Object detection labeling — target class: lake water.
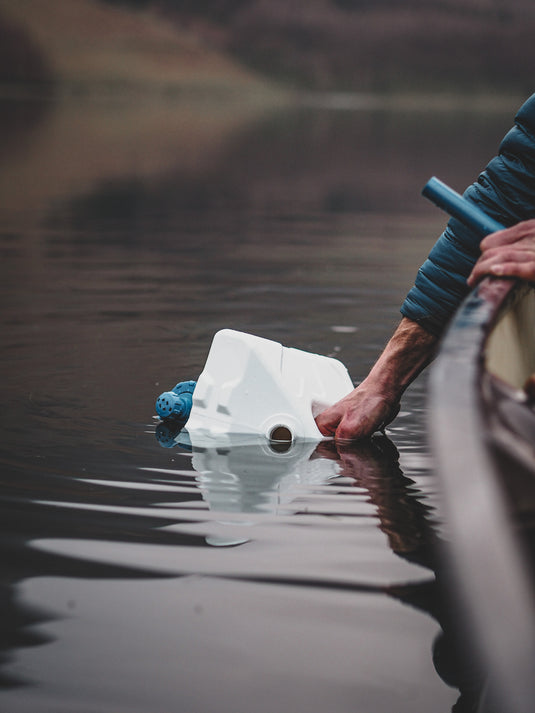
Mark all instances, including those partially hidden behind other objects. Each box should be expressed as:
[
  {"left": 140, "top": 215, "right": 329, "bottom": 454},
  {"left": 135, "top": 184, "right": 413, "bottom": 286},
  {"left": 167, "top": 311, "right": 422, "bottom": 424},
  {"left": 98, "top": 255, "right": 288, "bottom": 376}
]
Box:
[{"left": 0, "top": 90, "right": 519, "bottom": 712}]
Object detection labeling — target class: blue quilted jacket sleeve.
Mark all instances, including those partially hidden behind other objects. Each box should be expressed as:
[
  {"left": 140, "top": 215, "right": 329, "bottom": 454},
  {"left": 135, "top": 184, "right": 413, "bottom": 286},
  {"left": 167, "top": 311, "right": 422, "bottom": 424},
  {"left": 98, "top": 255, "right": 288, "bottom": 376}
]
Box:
[{"left": 400, "top": 93, "right": 535, "bottom": 337}]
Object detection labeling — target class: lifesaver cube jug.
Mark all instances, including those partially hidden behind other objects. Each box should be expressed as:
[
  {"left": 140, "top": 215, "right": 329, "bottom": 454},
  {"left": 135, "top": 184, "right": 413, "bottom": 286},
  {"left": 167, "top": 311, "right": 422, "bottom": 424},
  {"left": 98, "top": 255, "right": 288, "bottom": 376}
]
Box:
[{"left": 186, "top": 329, "right": 353, "bottom": 443}]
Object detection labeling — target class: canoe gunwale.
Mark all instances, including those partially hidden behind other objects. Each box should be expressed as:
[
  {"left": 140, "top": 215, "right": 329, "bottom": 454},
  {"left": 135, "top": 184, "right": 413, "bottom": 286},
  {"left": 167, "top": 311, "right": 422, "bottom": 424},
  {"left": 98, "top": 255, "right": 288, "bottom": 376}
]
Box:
[{"left": 428, "top": 276, "right": 535, "bottom": 713}]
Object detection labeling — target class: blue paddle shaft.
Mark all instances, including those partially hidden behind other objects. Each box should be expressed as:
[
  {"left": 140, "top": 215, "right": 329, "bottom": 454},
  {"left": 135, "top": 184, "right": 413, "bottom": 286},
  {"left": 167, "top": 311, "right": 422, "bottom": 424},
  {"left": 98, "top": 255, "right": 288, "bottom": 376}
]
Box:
[{"left": 422, "top": 176, "right": 504, "bottom": 237}]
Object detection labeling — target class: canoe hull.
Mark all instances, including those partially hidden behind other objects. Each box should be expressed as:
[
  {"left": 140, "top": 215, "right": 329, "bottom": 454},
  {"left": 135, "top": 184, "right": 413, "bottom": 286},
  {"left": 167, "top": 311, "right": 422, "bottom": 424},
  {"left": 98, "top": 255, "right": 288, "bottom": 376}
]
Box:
[{"left": 429, "top": 277, "right": 535, "bottom": 713}]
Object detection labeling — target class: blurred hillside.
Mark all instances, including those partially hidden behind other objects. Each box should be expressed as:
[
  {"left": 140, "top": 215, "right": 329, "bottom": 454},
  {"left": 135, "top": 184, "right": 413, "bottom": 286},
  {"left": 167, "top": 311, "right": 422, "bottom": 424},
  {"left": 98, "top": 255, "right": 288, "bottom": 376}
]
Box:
[
  {"left": 0, "top": 0, "right": 534, "bottom": 93},
  {"left": 150, "top": 0, "right": 535, "bottom": 92},
  {"left": 0, "top": 0, "right": 266, "bottom": 94}
]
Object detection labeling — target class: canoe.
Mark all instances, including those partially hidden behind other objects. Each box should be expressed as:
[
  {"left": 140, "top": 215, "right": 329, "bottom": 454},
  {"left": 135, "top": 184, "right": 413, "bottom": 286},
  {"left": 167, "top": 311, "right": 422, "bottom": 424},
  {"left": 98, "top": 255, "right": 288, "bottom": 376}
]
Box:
[{"left": 428, "top": 275, "right": 535, "bottom": 713}]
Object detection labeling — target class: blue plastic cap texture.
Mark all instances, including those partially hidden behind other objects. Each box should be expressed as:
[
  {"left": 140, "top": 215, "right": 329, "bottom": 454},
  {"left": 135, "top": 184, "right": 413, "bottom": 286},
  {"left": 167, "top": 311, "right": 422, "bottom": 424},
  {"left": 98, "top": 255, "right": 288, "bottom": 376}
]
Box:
[
  {"left": 171, "top": 380, "right": 197, "bottom": 396},
  {"left": 155, "top": 380, "right": 196, "bottom": 420}
]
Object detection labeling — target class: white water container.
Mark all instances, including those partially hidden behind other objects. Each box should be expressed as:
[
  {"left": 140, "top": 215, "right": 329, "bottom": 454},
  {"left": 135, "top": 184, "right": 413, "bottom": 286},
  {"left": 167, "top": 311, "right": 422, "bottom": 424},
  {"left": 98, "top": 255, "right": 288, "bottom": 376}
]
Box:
[{"left": 186, "top": 329, "right": 353, "bottom": 443}]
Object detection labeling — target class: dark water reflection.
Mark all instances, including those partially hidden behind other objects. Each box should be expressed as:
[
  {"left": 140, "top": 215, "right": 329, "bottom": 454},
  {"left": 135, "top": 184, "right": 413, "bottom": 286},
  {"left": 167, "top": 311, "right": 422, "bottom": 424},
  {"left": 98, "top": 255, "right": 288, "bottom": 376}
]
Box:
[{"left": 0, "top": 91, "right": 520, "bottom": 711}]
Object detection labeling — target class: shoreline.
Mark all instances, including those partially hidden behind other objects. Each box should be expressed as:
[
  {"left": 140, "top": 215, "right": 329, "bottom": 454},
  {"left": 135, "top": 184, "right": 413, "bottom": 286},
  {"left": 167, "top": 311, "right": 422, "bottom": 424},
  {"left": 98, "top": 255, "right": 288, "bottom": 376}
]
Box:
[{"left": 0, "top": 80, "right": 525, "bottom": 114}]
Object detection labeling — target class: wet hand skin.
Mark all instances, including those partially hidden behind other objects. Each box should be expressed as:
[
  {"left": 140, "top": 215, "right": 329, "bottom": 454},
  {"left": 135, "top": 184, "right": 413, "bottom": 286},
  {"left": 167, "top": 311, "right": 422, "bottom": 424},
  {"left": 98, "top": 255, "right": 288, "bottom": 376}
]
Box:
[
  {"left": 467, "top": 219, "right": 535, "bottom": 287},
  {"left": 315, "top": 387, "right": 399, "bottom": 441},
  {"left": 316, "top": 318, "right": 438, "bottom": 442}
]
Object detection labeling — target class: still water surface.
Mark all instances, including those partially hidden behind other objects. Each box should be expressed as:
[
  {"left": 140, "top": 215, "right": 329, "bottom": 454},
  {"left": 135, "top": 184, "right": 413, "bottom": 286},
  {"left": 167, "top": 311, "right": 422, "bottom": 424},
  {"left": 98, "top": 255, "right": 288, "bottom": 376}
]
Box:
[{"left": 0, "top": 92, "right": 518, "bottom": 712}]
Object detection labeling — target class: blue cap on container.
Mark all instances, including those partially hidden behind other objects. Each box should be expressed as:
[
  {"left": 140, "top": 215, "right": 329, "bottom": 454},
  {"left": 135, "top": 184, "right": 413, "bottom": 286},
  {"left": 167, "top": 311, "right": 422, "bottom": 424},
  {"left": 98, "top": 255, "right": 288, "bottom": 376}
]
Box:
[{"left": 155, "top": 380, "right": 196, "bottom": 421}]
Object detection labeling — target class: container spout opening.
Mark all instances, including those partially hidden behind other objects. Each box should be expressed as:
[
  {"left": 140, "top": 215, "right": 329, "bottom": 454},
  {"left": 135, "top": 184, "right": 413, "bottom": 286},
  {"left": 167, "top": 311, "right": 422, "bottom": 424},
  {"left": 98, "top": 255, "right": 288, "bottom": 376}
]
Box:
[
  {"left": 269, "top": 425, "right": 293, "bottom": 442},
  {"left": 268, "top": 425, "right": 293, "bottom": 452}
]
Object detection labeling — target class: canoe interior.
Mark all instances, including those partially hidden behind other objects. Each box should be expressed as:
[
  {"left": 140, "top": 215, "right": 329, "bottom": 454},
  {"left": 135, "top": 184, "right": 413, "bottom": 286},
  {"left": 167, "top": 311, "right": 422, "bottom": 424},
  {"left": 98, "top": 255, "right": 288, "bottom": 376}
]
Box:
[
  {"left": 482, "top": 284, "right": 535, "bottom": 510},
  {"left": 485, "top": 287, "right": 535, "bottom": 390}
]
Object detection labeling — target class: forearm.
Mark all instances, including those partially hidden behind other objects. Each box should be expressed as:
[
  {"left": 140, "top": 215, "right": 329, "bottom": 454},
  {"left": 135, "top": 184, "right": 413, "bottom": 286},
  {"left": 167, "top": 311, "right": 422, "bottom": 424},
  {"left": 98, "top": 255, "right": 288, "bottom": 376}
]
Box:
[{"left": 361, "top": 317, "right": 439, "bottom": 403}]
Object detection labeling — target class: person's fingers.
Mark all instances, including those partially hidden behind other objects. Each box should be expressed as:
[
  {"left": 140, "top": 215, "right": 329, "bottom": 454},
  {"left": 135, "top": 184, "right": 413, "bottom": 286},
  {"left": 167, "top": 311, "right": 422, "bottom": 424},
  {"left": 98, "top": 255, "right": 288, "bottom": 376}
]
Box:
[
  {"left": 468, "top": 261, "right": 535, "bottom": 286},
  {"left": 316, "top": 390, "right": 401, "bottom": 441},
  {"left": 486, "top": 261, "right": 535, "bottom": 280},
  {"left": 334, "top": 415, "right": 368, "bottom": 442},
  {"left": 333, "top": 399, "right": 399, "bottom": 442},
  {"left": 317, "top": 401, "right": 375, "bottom": 441},
  {"left": 467, "top": 247, "right": 535, "bottom": 286},
  {"left": 479, "top": 219, "right": 535, "bottom": 251},
  {"left": 478, "top": 228, "right": 510, "bottom": 251},
  {"left": 315, "top": 404, "right": 342, "bottom": 436}
]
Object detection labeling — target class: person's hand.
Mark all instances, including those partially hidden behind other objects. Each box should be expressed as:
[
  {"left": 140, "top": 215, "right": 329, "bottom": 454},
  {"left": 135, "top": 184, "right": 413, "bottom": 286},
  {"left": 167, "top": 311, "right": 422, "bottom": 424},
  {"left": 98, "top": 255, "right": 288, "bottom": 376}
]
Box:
[
  {"left": 315, "top": 384, "right": 399, "bottom": 441},
  {"left": 315, "top": 318, "right": 438, "bottom": 442},
  {"left": 467, "top": 219, "right": 535, "bottom": 287}
]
